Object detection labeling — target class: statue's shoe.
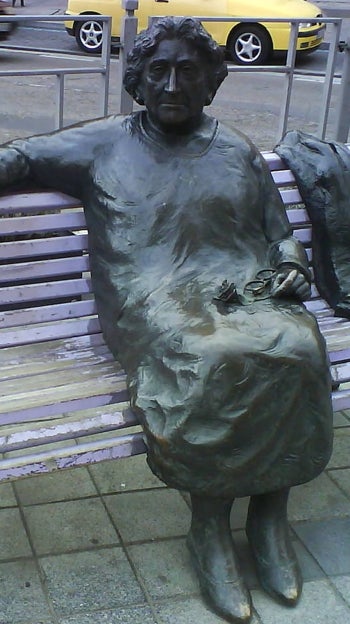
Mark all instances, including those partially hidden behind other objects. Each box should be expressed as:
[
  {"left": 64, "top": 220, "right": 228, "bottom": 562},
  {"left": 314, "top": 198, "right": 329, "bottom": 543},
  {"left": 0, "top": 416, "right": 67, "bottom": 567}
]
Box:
[
  {"left": 187, "top": 531, "right": 252, "bottom": 623},
  {"left": 246, "top": 516, "right": 302, "bottom": 607}
]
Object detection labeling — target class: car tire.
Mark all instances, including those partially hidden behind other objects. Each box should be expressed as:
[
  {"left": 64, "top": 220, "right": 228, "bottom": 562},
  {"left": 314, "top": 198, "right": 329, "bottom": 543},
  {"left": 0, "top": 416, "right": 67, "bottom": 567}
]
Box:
[
  {"left": 227, "top": 25, "right": 272, "bottom": 65},
  {"left": 75, "top": 17, "right": 103, "bottom": 53}
]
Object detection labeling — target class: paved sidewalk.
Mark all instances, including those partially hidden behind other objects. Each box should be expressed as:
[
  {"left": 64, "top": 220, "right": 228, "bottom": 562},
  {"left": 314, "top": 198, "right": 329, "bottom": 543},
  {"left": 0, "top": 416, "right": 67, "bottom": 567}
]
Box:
[
  {"left": 11, "top": 0, "right": 66, "bottom": 16},
  {"left": 0, "top": 410, "right": 349, "bottom": 624}
]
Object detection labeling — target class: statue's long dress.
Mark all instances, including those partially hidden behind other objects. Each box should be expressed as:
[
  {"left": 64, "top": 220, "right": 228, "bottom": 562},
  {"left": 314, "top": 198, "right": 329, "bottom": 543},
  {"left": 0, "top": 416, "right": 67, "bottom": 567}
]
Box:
[{"left": 2, "top": 112, "right": 333, "bottom": 497}]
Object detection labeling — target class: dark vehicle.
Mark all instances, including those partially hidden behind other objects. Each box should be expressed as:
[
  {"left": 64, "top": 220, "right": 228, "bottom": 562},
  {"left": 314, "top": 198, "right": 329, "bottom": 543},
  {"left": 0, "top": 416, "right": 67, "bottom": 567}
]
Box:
[{"left": 0, "top": 0, "right": 16, "bottom": 42}]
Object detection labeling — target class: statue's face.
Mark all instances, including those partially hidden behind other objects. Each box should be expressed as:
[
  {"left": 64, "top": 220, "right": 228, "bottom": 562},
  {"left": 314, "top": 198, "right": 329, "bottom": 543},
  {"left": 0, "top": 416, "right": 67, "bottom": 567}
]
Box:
[{"left": 139, "top": 37, "right": 211, "bottom": 132}]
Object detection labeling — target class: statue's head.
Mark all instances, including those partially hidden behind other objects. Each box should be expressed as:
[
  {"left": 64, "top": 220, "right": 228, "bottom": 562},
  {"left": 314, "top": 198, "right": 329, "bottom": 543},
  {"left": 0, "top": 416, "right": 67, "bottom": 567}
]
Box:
[{"left": 123, "top": 16, "right": 228, "bottom": 132}]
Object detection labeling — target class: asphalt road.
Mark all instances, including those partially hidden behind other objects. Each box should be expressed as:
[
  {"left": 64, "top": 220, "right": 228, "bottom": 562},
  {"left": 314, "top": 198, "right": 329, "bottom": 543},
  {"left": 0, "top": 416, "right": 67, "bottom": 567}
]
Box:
[
  {"left": 0, "top": 21, "right": 115, "bottom": 56},
  {"left": 0, "top": 19, "right": 347, "bottom": 149}
]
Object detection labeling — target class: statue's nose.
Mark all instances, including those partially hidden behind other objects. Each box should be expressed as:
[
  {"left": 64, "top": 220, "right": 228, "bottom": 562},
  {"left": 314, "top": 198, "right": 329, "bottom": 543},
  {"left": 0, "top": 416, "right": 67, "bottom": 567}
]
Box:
[{"left": 164, "top": 67, "right": 178, "bottom": 92}]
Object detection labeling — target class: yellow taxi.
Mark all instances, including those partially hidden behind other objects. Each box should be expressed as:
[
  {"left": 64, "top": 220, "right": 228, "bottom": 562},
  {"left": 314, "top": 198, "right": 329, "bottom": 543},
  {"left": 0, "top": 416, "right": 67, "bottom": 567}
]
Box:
[{"left": 65, "top": 0, "right": 324, "bottom": 65}]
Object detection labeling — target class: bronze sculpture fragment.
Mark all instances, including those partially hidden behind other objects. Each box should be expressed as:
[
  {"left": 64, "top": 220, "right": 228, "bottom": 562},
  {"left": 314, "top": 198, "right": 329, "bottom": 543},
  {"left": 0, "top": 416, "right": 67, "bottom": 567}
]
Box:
[
  {"left": 0, "top": 17, "right": 333, "bottom": 623},
  {"left": 276, "top": 130, "right": 350, "bottom": 319}
]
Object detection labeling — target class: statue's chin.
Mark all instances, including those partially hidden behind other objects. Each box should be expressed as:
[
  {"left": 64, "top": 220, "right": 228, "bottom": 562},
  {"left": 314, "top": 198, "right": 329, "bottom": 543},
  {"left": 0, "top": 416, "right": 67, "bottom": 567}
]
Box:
[
  {"left": 157, "top": 104, "right": 189, "bottom": 126},
  {"left": 153, "top": 113, "right": 204, "bottom": 136}
]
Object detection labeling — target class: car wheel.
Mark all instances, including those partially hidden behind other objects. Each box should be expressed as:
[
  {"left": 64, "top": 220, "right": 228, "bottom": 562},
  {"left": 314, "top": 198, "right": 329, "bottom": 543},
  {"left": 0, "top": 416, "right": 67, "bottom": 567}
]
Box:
[
  {"left": 75, "top": 18, "right": 103, "bottom": 53},
  {"left": 228, "top": 25, "right": 272, "bottom": 65}
]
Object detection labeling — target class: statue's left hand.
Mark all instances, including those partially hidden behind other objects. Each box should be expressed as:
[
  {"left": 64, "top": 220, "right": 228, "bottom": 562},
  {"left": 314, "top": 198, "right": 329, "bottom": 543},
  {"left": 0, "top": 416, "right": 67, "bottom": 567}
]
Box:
[{"left": 271, "top": 268, "right": 311, "bottom": 301}]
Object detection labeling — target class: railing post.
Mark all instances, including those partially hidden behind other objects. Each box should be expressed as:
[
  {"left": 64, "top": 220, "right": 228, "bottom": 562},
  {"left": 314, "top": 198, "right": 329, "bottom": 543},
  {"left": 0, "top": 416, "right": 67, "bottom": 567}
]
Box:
[
  {"left": 119, "top": 0, "right": 138, "bottom": 114},
  {"left": 317, "top": 19, "right": 341, "bottom": 139},
  {"left": 335, "top": 37, "right": 350, "bottom": 142},
  {"left": 100, "top": 17, "right": 112, "bottom": 118},
  {"left": 55, "top": 73, "right": 65, "bottom": 130},
  {"left": 277, "top": 20, "right": 298, "bottom": 142}
]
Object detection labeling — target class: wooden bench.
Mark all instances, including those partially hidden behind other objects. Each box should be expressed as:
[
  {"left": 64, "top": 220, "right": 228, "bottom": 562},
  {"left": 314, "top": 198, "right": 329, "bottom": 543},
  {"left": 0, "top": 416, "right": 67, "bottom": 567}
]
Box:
[{"left": 1, "top": 150, "right": 349, "bottom": 484}]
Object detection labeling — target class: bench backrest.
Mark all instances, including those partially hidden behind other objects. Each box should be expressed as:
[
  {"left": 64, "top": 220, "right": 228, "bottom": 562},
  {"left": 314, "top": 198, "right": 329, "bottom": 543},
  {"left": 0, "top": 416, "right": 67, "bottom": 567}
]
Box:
[{"left": 0, "top": 191, "right": 99, "bottom": 349}]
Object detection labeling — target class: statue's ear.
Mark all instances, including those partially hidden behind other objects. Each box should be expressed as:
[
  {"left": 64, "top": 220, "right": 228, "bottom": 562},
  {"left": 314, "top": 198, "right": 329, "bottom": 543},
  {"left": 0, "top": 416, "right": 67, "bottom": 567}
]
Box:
[{"left": 134, "top": 90, "right": 145, "bottom": 105}]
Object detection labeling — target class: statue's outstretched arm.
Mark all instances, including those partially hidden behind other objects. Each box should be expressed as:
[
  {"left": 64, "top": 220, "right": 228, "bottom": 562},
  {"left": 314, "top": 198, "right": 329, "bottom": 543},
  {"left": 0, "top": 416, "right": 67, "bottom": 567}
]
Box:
[
  {"left": 0, "top": 115, "right": 116, "bottom": 198},
  {"left": 0, "top": 145, "right": 30, "bottom": 189}
]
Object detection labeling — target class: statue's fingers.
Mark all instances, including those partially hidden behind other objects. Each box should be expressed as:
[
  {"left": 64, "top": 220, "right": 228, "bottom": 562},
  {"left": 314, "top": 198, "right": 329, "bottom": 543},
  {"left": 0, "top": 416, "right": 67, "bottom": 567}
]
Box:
[{"left": 271, "top": 269, "right": 298, "bottom": 295}]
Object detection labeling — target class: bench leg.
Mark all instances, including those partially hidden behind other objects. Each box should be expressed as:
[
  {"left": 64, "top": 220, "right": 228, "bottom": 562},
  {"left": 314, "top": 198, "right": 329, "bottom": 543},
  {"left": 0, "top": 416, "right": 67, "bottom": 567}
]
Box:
[
  {"left": 187, "top": 494, "right": 252, "bottom": 623},
  {"left": 246, "top": 488, "right": 302, "bottom": 606}
]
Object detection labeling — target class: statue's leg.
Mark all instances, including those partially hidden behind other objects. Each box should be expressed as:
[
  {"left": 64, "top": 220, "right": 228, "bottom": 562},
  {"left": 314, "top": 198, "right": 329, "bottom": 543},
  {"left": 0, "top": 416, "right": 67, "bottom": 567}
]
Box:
[
  {"left": 246, "top": 488, "right": 302, "bottom": 606},
  {"left": 187, "top": 494, "right": 252, "bottom": 623}
]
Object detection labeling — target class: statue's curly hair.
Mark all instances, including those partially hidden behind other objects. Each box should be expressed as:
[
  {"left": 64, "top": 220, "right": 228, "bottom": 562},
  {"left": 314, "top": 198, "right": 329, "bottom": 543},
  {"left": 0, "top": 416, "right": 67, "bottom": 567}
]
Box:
[{"left": 123, "top": 16, "right": 228, "bottom": 105}]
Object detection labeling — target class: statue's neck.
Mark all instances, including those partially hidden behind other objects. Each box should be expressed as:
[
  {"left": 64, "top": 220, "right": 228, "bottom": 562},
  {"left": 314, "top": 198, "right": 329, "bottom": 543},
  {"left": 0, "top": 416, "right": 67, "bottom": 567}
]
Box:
[{"left": 140, "top": 111, "right": 218, "bottom": 156}]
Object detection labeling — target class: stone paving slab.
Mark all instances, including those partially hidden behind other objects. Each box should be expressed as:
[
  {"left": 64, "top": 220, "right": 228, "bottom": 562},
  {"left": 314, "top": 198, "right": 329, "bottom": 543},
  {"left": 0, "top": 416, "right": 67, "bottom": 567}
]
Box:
[
  {"left": 127, "top": 538, "right": 198, "bottom": 601},
  {"left": 331, "top": 575, "right": 350, "bottom": 607},
  {"left": 89, "top": 453, "right": 165, "bottom": 494},
  {"left": 153, "top": 597, "right": 261, "bottom": 624},
  {"left": 59, "top": 605, "right": 158, "bottom": 624},
  {"left": 0, "top": 508, "right": 32, "bottom": 560},
  {"left": 39, "top": 548, "right": 147, "bottom": 618},
  {"left": 328, "top": 467, "right": 350, "bottom": 497},
  {"left": 327, "top": 428, "right": 350, "bottom": 469},
  {"left": 288, "top": 472, "right": 350, "bottom": 521},
  {"left": 294, "top": 518, "right": 350, "bottom": 576},
  {"left": 0, "top": 559, "right": 53, "bottom": 624},
  {"left": 252, "top": 579, "right": 350, "bottom": 623},
  {"left": 14, "top": 467, "right": 98, "bottom": 505},
  {"left": 104, "top": 488, "right": 191, "bottom": 543},
  {"left": 22, "top": 497, "right": 120, "bottom": 555},
  {"left": 0, "top": 482, "right": 17, "bottom": 508}
]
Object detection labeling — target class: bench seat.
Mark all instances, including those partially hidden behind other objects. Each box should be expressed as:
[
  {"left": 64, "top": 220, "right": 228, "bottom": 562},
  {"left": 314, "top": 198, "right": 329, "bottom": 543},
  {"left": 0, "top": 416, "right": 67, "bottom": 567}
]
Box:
[{"left": 1, "top": 151, "right": 349, "bottom": 483}]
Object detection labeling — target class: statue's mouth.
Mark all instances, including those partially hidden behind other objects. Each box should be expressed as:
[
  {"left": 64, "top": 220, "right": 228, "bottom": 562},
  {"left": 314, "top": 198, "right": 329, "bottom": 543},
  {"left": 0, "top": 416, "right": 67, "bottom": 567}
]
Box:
[{"left": 160, "top": 103, "right": 186, "bottom": 108}]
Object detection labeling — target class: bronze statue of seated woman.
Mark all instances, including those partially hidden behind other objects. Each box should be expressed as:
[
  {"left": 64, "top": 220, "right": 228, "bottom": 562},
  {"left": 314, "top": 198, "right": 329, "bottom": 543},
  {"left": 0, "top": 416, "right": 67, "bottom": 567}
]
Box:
[{"left": 0, "top": 17, "right": 333, "bottom": 623}]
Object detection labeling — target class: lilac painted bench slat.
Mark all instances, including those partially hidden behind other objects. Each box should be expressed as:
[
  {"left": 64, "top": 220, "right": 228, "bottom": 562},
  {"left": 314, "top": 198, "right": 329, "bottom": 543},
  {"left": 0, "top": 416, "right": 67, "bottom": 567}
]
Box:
[
  {"left": 0, "top": 277, "right": 91, "bottom": 306},
  {"left": 3, "top": 391, "right": 129, "bottom": 428},
  {"left": 1, "top": 332, "right": 107, "bottom": 367},
  {"left": 0, "top": 317, "right": 102, "bottom": 348},
  {"left": 2, "top": 360, "right": 120, "bottom": 398},
  {"left": 0, "top": 299, "right": 97, "bottom": 330},
  {"left": 285, "top": 208, "right": 309, "bottom": 225},
  {"left": 293, "top": 228, "right": 312, "bottom": 244},
  {"left": 262, "top": 152, "right": 286, "bottom": 170},
  {"left": 1, "top": 211, "right": 87, "bottom": 235},
  {"left": 278, "top": 187, "right": 303, "bottom": 206},
  {"left": 0, "top": 403, "right": 137, "bottom": 453},
  {"left": 1, "top": 334, "right": 111, "bottom": 372},
  {"left": 270, "top": 169, "right": 297, "bottom": 186},
  {"left": 332, "top": 361, "right": 350, "bottom": 383},
  {"left": 0, "top": 234, "right": 88, "bottom": 260},
  {"left": 0, "top": 431, "right": 146, "bottom": 481},
  {"left": 0, "top": 148, "right": 349, "bottom": 485},
  {"left": 0, "top": 190, "right": 81, "bottom": 214},
  {"left": 0, "top": 256, "right": 90, "bottom": 283}
]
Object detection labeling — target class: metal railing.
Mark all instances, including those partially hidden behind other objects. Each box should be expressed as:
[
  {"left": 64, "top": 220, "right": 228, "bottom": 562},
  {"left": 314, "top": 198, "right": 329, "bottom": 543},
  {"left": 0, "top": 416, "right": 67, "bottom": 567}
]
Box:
[
  {"left": 196, "top": 16, "right": 341, "bottom": 141},
  {"left": 0, "top": 14, "right": 111, "bottom": 129}
]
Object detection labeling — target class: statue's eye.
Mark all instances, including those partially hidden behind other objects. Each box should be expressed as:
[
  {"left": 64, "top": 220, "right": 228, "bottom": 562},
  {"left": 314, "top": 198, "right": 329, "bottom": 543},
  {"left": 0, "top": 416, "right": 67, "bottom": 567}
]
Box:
[
  {"left": 149, "top": 63, "right": 166, "bottom": 77},
  {"left": 179, "top": 63, "right": 196, "bottom": 77}
]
